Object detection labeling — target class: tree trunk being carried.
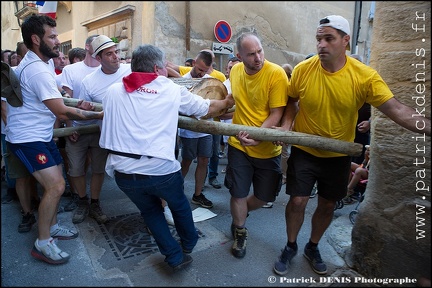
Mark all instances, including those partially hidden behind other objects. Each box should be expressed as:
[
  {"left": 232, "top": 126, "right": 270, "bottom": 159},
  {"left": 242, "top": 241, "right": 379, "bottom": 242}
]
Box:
[{"left": 60, "top": 98, "right": 362, "bottom": 156}]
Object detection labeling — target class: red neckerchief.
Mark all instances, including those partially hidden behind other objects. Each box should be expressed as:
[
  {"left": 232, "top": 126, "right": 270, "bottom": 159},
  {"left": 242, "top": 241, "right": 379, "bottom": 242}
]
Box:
[{"left": 122, "top": 72, "right": 158, "bottom": 92}]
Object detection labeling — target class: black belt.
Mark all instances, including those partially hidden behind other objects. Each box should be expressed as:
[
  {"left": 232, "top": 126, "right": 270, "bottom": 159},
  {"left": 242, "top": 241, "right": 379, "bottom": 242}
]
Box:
[
  {"left": 107, "top": 149, "right": 142, "bottom": 159},
  {"left": 114, "top": 171, "right": 152, "bottom": 180}
]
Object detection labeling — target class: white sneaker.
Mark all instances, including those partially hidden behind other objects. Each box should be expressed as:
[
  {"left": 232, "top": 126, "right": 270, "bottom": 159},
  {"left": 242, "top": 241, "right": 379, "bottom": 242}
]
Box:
[
  {"left": 31, "top": 238, "right": 70, "bottom": 264},
  {"left": 50, "top": 226, "right": 79, "bottom": 240},
  {"left": 164, "top": 206, "right": 175, "bottom": 226},
  {"left": 262, "top": 202, "right": 273, "bottom": 208}
]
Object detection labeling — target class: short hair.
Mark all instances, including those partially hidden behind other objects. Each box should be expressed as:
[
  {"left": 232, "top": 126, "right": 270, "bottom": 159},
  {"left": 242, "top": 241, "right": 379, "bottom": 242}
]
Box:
[
  {"left": 236, "top": 32, "right": 260, "bottom": 54},
  {"left": 228, "top": 56, "right": 240, "bottom": 63},
  {"left": 196, "top": 50, "right": 213, "bottom": 67},
  {"left": 86, "top": 35, "right": 99, "bottom": 46},
  {"left": 68, "top": 47, "right": 86, "bottom": 63},
  {"left": 131, "top": 44, "right": 165, "bottom": 73},
  {"left": 1, "top": 49, "right": 12, "bottom": 63},
  {"left": 185, "top": 58, "right": 194, "bottom": 66},
  {"left": 16, "top": 42, "right": 28, "bottom": 58},
  {"left": 21, "top": 14, "right": 56, "bottom": 50}
]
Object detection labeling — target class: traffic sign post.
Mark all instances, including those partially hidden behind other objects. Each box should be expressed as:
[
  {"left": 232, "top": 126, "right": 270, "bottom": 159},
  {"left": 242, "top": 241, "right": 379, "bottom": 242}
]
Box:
[{"left": 214, "top": 20, "right": 232, "bottom": 43}]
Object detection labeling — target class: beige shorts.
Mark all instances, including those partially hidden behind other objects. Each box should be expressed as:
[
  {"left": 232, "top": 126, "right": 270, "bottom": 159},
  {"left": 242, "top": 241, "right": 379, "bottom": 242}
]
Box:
[{"left": 65, "top": 132, "right": 108, "bottom": 176}]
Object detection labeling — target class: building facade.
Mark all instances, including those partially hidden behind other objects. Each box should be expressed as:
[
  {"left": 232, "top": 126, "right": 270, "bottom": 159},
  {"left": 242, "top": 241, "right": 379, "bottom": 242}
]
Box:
[{"left": 2, "top": 1, "right": 374, "bottom": 69}]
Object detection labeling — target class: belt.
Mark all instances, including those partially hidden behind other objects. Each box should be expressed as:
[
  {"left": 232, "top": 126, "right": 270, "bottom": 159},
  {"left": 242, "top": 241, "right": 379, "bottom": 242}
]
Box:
[
  {"left": 114, "top": 171, "right": 151, "bottom": 180},
  {"left": 107, "top": 150, "right": 142, "bottom": 159}
]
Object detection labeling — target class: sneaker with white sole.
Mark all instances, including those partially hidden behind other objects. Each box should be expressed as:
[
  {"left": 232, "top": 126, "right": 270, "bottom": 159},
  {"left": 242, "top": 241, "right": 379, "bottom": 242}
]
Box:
[
  {"left": 191, "top": 193, "right": 213, "bottom": 208},
  {"left": 50, "top": 226, "right": 79, "bottom": 240},
  {"left": 274, "top": 245, "right": 298, "bottom": 275},
  {"left": 31, "top": 238, "right": 70, "bottom": 264},
  {"left": 303, "top": 244, "right": 327, "bottom": 275}
]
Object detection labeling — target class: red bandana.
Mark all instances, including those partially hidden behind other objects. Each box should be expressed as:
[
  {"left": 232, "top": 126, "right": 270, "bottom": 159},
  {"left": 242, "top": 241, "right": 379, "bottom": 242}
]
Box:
[{"left": 122, "top": 72, "right": 158, "bottom": 92}]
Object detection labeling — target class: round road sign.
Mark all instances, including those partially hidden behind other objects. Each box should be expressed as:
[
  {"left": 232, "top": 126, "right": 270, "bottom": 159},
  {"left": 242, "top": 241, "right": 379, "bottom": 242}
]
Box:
[{"left": 214, "top": 20, "right": 232, "bottom": 43}]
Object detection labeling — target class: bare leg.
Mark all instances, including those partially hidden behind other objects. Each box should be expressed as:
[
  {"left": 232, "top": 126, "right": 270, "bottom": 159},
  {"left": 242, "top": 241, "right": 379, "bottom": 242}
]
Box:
[
  {"left": 310, "top": 196, "right": 336, "bottom": 243},
  {"left": 32, "top": 165, "right": 65, "bottom": 240},
  {"left": 89, "top": 172, "right": 104, "bottom": 200},
  {"left": 230, "top": 196, "right": 248, "bottom": 227},
  {"left": 70, "top": 175, "right": 87, "bottom": 198},
  {"left": 194, "top": 157, "right": 208, "bottom": 196},
  {"left": 285, "top": 195, "right": 309, "bottom": 243},
  {"left": 15, "top": 176, "right": 33, "bottom": 214},
  {"left": 247, "top": 194, "right": 267, "bottom": 211}
]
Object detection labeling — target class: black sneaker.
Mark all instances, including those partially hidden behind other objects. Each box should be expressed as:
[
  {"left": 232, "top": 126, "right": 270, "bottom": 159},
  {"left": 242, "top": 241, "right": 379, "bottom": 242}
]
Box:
[
  {"left": 191, "top": 193, "right": 213, "bottom": 208},
  {"left": 231, "top": 227, "right": 248, "bottom": 258},
  {"left": 274, "top": 245, "right": 298, "bottom": 275},
  {"left": 172, "top": 253, "right": 193, "bottom": 271},
  {"left": 64, "top": 194, "right": 79, "bottom": 212},
  {"left": 303, "top": 244, "right": 327, "bottom": 275},
  {"left": 18, "top": 212, "right": 37, "bottom": 233}
]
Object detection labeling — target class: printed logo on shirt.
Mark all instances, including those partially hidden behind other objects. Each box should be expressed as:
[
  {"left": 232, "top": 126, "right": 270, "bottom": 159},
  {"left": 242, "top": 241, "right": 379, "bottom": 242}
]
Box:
[
  {"left": 136, "top": 86, "right": 158, "bottom": 94},
  {"left": 36, "top": 153, "right": 48, "bottom": 165}
]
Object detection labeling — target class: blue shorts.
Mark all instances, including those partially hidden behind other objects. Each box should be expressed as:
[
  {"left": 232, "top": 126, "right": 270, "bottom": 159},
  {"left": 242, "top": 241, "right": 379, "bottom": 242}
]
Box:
[
  {"left": 8, "top": 140, "right": 63, "bottom": 174},
  {"left": 285, "top": 146, "right": 351, "bottom": 201},
  {"left": 224, "top": 145, "right": 282, "bottom": 202}
]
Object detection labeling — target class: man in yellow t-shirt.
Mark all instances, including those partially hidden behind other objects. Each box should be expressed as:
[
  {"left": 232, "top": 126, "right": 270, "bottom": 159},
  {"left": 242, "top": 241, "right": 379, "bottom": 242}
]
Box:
[
  {"left": 226, "top": 33, "right": 289, "bottom": 259},
  {"left": 273, "top": 15, "right": 431, "bottom": 277}
]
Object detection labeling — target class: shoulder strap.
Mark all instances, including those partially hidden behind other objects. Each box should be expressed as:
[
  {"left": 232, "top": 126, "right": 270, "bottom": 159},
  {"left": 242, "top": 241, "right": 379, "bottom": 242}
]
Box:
[{"left": 18, "top": 60, "right": 45, "bottom": 80}]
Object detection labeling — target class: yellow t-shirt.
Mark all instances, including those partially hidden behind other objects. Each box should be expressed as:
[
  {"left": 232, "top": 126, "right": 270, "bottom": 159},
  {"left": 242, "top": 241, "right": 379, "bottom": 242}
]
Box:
[
  {"left": 228, "top": 60, "right": 289, "bottom": 158},
  {"left": 179, "top": 66, "right": 226, "bottom": 82},
  {"left": 288, "top": 55, "right": 394, "bottom": 157}
]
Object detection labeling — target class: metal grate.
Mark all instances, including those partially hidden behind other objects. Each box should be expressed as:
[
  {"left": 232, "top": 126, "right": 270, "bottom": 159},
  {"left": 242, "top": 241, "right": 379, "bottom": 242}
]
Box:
[{"left": 98, "top": 212, "right": 204, "bottom": 261}]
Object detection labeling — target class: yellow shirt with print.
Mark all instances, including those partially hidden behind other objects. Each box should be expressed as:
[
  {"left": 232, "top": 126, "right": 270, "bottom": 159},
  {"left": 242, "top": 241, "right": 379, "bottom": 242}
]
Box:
[
  {"left": 288, "top": 55, "right": 394, "bottom": 158},
  {"left": 228, "top": 60, "right": 289, "bottom": 158}
]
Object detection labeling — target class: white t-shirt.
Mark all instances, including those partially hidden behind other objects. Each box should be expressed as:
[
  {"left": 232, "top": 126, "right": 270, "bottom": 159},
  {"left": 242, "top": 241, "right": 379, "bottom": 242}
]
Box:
[
  {"left": 178, "top": 73, "right": 212, "bottom": 138},
  {"left": 60, "top": 60, "right": 100, "bottom": 99},
  {"left": 99, "top": 75, "right": 210, "bottom": 177},
  {"left": 74, "top": 63, "right": 131, "bottom": 127},
  {"left": 6, "top": 51, "right": 62, "bottom": 143}
]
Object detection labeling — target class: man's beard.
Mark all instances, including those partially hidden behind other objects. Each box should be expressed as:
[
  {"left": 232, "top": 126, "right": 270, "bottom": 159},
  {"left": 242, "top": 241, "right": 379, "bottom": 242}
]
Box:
[{"left": 40, "top": 39, "right": 59, "bottom": 59}]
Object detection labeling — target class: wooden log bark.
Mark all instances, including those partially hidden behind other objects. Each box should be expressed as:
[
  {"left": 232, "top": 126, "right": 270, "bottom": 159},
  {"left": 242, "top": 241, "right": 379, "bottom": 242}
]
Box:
[
  {"left": 62, "top": 98, "right": 362, "bottom": 156},
  {"left": 178, "top": 116, "right": 362, "bottom": 156},
  {"left": 53, "top": 124, "right": 100, "bottom": 138}
]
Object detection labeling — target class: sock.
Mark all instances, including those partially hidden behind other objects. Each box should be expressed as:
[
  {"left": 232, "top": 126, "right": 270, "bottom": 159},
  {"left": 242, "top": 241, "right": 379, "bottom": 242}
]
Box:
[
  {"left": 37, "top": 238, "right": 51, "bottom": 247},
  {"left": 287, "top": 241, "right": 298, "bottom": 251},
  {"left": 90, "top": 198, "right": 99, "bottom": 204},
  {"left": 307, "top": 239, "right": 318, "bottom": 249},
  {"left": 50, "top": 223, "right": 59, "bottom": 233},
  {"left": 79, "top": 195, "right": 88, "bottom": 201}
]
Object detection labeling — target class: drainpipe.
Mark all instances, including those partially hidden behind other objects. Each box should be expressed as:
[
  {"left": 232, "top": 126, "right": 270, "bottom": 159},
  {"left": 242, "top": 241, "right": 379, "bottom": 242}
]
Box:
[
  {"left": 352, "top": 1, "right": 362, "bottom": 54},
  {"left": 185, "top": 1, "right": 190, "bottom": 54}
]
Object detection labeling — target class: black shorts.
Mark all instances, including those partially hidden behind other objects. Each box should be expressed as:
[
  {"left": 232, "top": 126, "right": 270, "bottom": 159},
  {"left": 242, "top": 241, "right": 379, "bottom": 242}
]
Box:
[
  {"left": 224, "top": 145, "right": 282, "bottom": 202},
  {"left": 285, "top": 146, "right": 351, "bottom": 201}
]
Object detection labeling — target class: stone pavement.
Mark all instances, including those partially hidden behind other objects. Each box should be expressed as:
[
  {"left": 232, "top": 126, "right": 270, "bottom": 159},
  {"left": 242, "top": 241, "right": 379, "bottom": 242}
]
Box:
[{"left": 1, "top": 157, "right": 365, "bottom": 287}]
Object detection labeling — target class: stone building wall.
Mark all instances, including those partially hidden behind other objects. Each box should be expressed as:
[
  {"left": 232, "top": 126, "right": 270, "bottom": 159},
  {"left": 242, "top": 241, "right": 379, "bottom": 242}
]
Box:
[{"left": 351, "top": 1, "right": 431, "bottom": 281}]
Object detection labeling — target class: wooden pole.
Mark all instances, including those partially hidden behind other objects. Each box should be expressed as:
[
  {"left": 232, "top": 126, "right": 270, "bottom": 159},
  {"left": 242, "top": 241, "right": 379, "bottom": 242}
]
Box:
[{"left": 62, "top": 98, "right": 363, "bottom": 156}]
